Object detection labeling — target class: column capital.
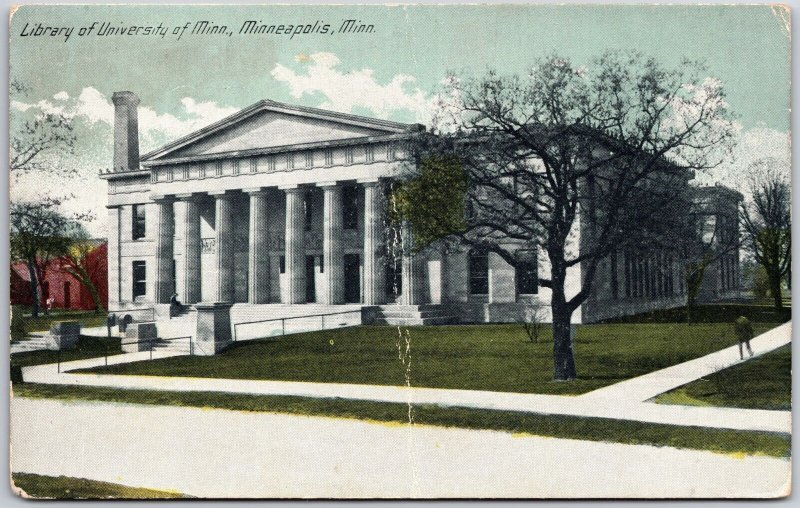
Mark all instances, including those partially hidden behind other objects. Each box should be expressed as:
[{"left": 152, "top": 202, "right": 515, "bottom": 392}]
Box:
[
  {"left": 243, "top": 187, "right": 269, "bottom": 195},
  {"left": 357, "top": 178, "right": 382, "bottom": 186},
  {"left": 176, "top": 192, "right": 202, "bottom": 201},
  {"left": 208, "top": 190, "right": 234, "bottom": 199},
  {"left": 150, "top": 194, "right": 175, "bottom": 203},
  {"left": 316, "top": 181, "right": 340, "bottom": 188},
  {"left": 279, "top": 184, "right": 304, "bottom": 193}
]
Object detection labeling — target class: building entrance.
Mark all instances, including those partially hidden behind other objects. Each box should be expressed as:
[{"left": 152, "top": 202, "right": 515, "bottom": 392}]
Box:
[{"left": 344, "top": 254, "right": 361, "bottom": 303}]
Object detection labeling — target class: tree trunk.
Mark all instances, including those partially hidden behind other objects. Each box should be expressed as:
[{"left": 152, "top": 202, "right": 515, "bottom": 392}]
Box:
[
  {"left": 87, "top": 282, "right": 103, "bottom": 313},
  {"left": 769, "top": 272, "right": 783, "bottom": 312},
  {"left": 26, "top": 261, "right": 40, "bottom": 318},
  {"left": 551, "top": 297, "right": 577, "bottom": 381},
  {"left": 686, "top": 291, "right": 697, "bottom": 324}
]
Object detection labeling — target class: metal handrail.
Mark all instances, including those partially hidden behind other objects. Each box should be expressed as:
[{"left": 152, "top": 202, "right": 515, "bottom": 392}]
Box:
[{"left": 233, "top": 309, "right": 362, "bottom": 341}]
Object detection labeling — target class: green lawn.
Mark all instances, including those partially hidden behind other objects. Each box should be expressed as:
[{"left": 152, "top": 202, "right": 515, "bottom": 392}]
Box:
[
  {"left": 13, "top": 383, "right": 790, "bottom": 458},
  {"left": 11, "top": 336, "right": 122, "bottom": 368},
  {"left": 12, "top": 472, "right": 187, "bottom": 499},
  {"left": 77, "top": 322, "right": 780, "bottom": 395},
  {"left": 604, "top": 303, "right": 791, "bottom": 325},
  {"left": 17, "top": 308, "right": 109, "bottom": 334},
  {"left": 655, "top": 344, "right": 792, "bottom": 410}
]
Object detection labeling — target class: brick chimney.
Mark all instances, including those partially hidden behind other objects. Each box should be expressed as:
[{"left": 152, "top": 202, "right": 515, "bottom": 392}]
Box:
[{"left": 111, "top": 91, "right": 140, "bottom": 172}]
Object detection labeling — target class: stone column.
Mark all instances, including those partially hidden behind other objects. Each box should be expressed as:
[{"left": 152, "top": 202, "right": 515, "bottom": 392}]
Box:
[
  {"left": 153, "top": 196, "right": 175, "bottom": 304},
  {"left": 401, "top": 221, "right": 417, "bottom": 305},
  {"left": 319, "top": 182, "right": 344, "bottom": 304},
  {"left": 283, "top": 186, "right": 306, "bottom": 304},
  {"left": 178, "top": 194, "right": 201, "bottom": 304},
  {"left": 211, "top": 191, "right": 235, "bottom": 303},
  {"left": 361, "top": 179, "right": 384, "bottom": 305},
  {"left": 245, "top": 188, "right": 270, "bottom": 303}
]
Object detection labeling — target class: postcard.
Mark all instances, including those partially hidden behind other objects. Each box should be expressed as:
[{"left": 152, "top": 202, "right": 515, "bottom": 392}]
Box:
[{"left": 8, "top": 3, "right": 792, "bottom": 499}]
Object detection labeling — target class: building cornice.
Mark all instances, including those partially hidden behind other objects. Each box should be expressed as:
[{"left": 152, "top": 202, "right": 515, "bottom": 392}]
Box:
[{"left": 140, "top": 133, "right": 411, "bottom": 168}]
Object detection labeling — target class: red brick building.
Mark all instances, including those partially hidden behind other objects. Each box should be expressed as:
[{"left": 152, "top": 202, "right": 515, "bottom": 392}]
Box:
[{"left": 11, "top": 242, "right": 108, "bottom": 311}]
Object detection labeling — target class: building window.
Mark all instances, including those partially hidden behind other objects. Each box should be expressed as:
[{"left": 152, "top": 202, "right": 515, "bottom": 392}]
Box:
[
  {"left": 344, "top": 148, "right": 354, "bottom": 165},
  {"left": 343, "top": 186, "right": 358, "bottom": 230},
  {"left": 365, "top": 145, "right": 375, "bottom": 163},
  {"left": 516, "top": 250, "right": 538, "bottom": 295},
  {"left": 304, "top": 191, "right": 313, "bottom": 231},
  {"left": 324, "top": 149, "right": 334, "bottom": 167},
  {"left": 469, "top": 250, "right": 489, "bottom": 295},
  {"left": 132, "top": 204, "right": 146, "bottom": 240},
  {"left": 63, "top": 281, "right": 71, "bottom": 308},
  {"left": 132, "top": 261, "right": 146, "bottom": 300},
  {"left": 279, "top": 256, "right": 286, "bottom": 274}
]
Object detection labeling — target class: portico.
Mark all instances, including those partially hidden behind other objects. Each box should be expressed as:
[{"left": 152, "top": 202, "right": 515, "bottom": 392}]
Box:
[{"left": 149, "top": 179, "right": 391, "bottom": 307}]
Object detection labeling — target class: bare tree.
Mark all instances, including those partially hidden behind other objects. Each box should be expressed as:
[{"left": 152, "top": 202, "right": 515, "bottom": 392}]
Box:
[
  {"left": 739, "top": 158, "right": 791, "bottom": 311},
  {"left": 61, "top": 228, "right": 107, "bottom": 313},
  {"left": 10, "top": 79, "right": 76, "bottom": 176},
  {"left": 10, "top": 198, "right": 72, "bottom": 317},
  {"left": 397, "top": 52, "right": 735, "bottom": 381},
  {"left": 678, "top": 187, "right": 741, "bottom": 323}
]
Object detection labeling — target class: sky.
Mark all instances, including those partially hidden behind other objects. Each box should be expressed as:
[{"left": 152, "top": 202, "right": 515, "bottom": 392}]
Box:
[{"left": 9, "top": 4, "right": 791, "bottom": 236}]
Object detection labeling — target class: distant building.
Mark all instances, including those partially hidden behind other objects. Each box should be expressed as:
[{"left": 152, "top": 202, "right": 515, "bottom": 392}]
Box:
[
  {"left": 11, "top": 243, "right": 108, "bottom": 311},
  {"left": 102, "top": 92, "right": 740, "bottom": 325}
]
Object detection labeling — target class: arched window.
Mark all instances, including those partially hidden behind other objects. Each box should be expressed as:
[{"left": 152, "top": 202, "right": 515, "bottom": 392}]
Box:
[{"left": 469, "top": 250, "right": 489, "bottom": 295}]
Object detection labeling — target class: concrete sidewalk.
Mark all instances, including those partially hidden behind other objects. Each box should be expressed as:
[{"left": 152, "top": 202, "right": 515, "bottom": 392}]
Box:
[
  {"left": 11, "top": 397, "right": 791, "bottom": 498},
  {"left": 20, "top": 322, "right": 792, "bottom": 434}
]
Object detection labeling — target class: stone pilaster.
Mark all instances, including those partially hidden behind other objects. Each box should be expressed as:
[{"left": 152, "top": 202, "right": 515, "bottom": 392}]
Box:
[
  {"left": 401, "top": 221, "right": 417, "bottom": 305},
  {"left": 153, "top": 196, "right": 175, "bottom": 304},
  {"left": 319, "top": 183, "right": 344, "bottom": 304},
  {"left": 179, "top": 194, "right": 201, "bottom": 304},
  {"left": 107, "top": 207, "right": 121, "bottom": 307},
  {"left": 362, "top": 179, "right": 384, "bottom": 305},
  {"left": 246, "top": 188, "right": 270, "bottom": 303},
  {"left": 283, "top": 186, "right": 306, "bottom": 304},
  {"left": 211, "top": 191, "right": 235, "bottom": 303}
]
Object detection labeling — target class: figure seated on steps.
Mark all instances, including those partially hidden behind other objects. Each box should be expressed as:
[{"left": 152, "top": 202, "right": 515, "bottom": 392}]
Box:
[{"left": 170, "top": 293, "right": 185, "bottom": 318}]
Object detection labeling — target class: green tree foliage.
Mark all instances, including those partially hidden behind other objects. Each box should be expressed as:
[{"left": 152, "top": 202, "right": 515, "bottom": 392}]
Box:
[{"left": 390, "top": 155, "right": 468, "bottom": 251}]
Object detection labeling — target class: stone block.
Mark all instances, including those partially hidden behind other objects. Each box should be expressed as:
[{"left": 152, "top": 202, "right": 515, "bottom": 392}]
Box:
[
  {"left": 44, "top": 321, "right": 80, "bottom": 351},
  {"left": 193, "top": 302, "right": 233, "bottom": 355},
  {"left": 122, "top": 322, "right": 159, "bottom": 352}
]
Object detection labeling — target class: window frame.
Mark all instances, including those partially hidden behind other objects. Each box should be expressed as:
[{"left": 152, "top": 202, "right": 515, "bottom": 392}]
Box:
[
  {"left": 132, "top": 260, "right": 147, "bottom": 301},
  {"left": 132, "top": 204, "right": 146, "bottom": 240},
  {"left": 468, "top": 250, "right": 490, "bottom": 296}
]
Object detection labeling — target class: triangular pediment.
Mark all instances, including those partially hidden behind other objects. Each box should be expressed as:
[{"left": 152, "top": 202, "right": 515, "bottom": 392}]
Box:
[{"left": 141, "top": 100, "right": 417, "bottom": 163}]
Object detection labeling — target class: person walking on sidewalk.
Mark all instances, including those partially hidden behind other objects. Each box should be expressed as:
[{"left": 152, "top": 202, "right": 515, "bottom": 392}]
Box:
[{"left": 734, "top": 316, "right": 754, "bottom": 360}]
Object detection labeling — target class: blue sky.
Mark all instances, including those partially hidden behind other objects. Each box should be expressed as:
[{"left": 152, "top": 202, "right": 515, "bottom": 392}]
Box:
[{"left": 9, "top": 4, "right": 791, "bottom": 235}]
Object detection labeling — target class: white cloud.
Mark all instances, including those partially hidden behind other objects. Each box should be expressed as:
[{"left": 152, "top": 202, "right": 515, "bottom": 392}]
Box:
[
  {"left": 696, "top": 126, "right": 791, "bottom": 191},
  {"left": 271, "top": 52, "right": 432, "bottom": 122},
  {"left": 10, "top": 89, "right": 239, "bottom": 237}
]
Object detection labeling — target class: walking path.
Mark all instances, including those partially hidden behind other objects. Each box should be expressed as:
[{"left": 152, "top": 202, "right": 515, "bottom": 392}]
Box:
[
  {"left": 10, "top": 397, "right": 791, "bottom": 498},
  {"left": 20, "top": 322, "right": 792, "bottom": 434}
]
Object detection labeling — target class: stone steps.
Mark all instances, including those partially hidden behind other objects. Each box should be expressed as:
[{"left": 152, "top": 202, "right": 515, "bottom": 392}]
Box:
[{"left": 373, "top": 305, "right": 455, "bottom": 326}]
